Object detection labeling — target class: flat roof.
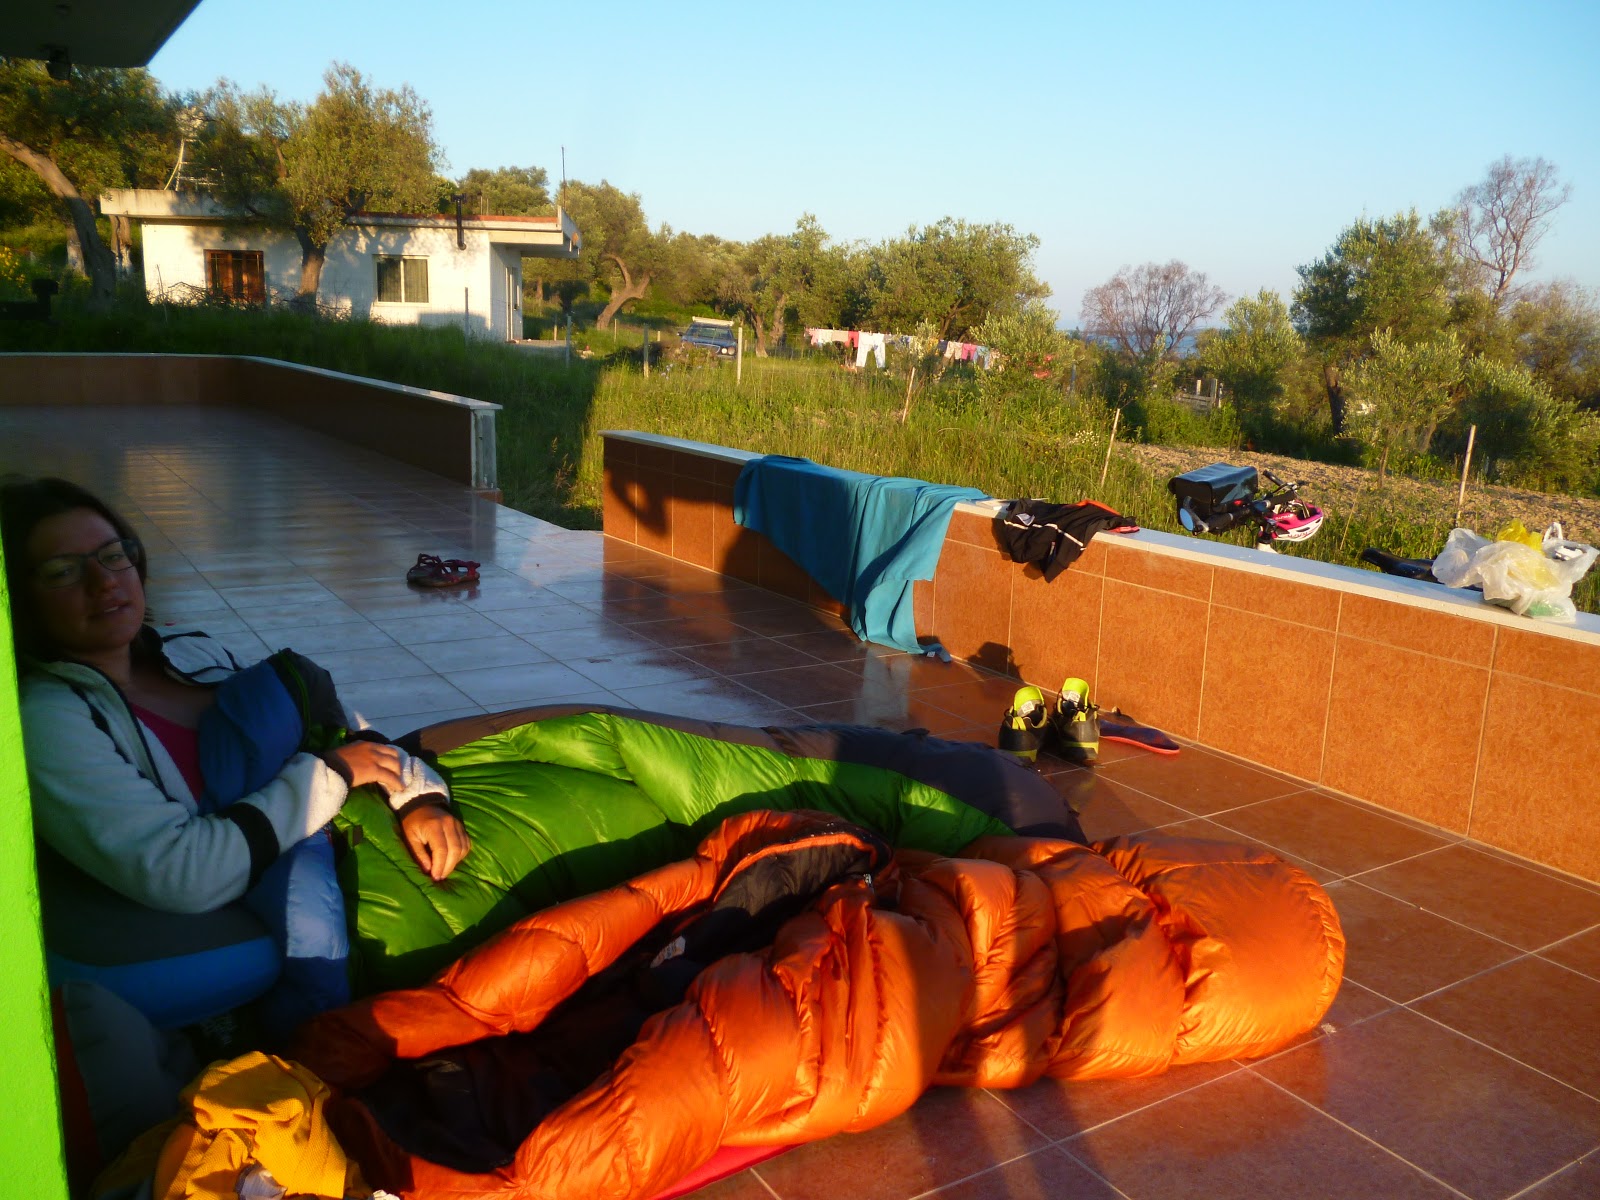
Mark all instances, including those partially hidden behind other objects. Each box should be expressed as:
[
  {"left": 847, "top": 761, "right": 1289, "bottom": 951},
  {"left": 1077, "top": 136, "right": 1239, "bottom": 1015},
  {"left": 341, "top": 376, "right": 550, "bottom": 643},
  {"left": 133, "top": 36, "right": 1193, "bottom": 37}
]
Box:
[{"left": 100, "top": 189, "right": 580, "bottom": 256}]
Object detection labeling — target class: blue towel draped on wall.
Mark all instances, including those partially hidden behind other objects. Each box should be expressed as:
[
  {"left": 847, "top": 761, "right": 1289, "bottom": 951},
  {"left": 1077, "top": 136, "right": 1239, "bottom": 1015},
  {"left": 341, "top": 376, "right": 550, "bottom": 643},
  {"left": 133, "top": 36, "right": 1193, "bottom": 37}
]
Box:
[{"left": 733, "top": 455, "right": 987, "bottom": 655}]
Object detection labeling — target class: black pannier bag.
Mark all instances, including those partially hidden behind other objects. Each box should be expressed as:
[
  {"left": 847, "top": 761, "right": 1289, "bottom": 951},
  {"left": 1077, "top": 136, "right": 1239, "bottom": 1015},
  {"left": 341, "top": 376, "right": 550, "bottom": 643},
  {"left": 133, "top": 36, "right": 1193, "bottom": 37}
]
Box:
[{"left": 1168, "top": 463, "right": 1258, "bottom": 534}]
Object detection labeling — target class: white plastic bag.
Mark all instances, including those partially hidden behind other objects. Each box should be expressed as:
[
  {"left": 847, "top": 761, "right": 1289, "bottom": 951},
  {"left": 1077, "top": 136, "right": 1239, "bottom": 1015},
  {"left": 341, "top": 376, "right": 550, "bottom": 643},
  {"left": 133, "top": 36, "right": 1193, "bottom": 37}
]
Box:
[{"left": 1431, "top": 522, "right": 1598, "bottom": 624}]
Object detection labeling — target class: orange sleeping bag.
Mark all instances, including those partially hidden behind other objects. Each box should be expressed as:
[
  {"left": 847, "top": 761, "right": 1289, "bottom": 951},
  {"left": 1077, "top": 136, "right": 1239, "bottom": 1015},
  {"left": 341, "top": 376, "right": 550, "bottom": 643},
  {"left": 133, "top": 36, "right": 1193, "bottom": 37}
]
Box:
[{"left": 294, "top": 810, "right": 1344, "bottom": 1198}]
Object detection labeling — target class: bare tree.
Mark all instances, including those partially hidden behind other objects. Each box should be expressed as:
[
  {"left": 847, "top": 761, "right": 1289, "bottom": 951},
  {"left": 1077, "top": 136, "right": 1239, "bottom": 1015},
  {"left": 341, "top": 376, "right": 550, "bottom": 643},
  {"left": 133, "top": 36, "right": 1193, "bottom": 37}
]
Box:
[
  {"left": 1454, "top": 155, "right": 1572, "bottom": 308},
  {"left": 1080, "top": 261, "right": 1227, "bottom": 358}
]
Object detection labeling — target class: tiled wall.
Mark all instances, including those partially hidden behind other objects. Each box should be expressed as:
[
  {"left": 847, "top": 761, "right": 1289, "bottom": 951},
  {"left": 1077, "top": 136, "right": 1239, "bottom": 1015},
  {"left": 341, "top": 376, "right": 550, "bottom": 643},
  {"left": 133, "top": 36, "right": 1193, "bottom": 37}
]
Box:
[
  {"left": 603, "top": 432, "right": 1600, "bottom": 884},
  {"left": 0, "top": 353, "right": 493, "bottom": 493}
]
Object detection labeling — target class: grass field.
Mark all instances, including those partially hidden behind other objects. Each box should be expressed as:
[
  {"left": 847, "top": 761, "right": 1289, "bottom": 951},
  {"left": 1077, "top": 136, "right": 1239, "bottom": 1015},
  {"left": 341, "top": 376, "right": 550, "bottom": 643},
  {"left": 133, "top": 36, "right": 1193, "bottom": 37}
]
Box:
[{"left": 6, "top": 305, "right": 1595, "bottom": 616}]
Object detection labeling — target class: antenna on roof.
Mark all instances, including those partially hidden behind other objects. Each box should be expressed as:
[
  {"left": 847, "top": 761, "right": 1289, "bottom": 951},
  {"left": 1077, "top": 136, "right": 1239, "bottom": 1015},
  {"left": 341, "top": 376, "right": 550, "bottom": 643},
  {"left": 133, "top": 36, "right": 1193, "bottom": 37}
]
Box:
[
  {"left": 560, "top": 146, "right": 566, "bottom": 210},
  {"left": 163, "top": 106, "right": 207, "bottom": 191}
]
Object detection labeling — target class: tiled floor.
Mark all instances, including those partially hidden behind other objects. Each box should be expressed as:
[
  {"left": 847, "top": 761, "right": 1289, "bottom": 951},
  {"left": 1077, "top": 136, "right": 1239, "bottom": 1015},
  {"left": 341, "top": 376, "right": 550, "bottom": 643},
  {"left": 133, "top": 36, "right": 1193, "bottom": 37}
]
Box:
[{"left": 6, "top": 406, "right": 1600, "bottom": 1199}]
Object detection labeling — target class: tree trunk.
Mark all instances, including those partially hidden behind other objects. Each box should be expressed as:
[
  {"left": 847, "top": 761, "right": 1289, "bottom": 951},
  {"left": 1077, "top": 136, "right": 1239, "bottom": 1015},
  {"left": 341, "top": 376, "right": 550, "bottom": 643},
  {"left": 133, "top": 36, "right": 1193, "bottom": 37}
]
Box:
[
  {"left": 293, "top": 229, "right": 327, "bottom": 309},
  {"left": 1322, "top": 361, "right": 1347, "bottom": 434},
  {"left": 751, "top": 311, "right": 769, "bottom": 357},
  {"left": 109, "top": 214, "right": 133, "bottom": 275},
  {"left": 768, "top": 292, "right": 789, "bottom": 356},
  {"left": 0, "top": 131, "right": 116, "bottom": 311},
  {"left": 595, "top": 253, "right": 650, "bottom": 330}
]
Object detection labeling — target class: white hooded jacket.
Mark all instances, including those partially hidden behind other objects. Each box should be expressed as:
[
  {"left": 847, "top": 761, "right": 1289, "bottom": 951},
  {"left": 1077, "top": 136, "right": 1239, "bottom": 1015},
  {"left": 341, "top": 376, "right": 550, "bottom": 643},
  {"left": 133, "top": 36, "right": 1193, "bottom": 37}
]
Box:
[{"left": 20, "top": 629, "right": 352, "bottom": 914}]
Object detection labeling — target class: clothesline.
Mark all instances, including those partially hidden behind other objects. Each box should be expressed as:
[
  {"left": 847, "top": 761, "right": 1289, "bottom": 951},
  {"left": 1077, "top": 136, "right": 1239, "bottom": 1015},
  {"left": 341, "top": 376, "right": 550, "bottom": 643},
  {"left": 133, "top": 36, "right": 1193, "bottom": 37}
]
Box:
[{"left": 805, "top": 328, "right": 995, "bottom": 370}]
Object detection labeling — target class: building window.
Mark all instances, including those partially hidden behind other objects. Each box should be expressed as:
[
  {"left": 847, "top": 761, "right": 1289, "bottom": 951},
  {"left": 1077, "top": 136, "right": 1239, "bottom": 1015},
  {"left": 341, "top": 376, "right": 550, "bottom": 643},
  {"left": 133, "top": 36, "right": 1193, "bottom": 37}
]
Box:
[
  {"left": 204, "top": 249, "right": 264, "bottom": 304},
  {"left": 375, "top": 255, "right": 429, "bottom": 304}
]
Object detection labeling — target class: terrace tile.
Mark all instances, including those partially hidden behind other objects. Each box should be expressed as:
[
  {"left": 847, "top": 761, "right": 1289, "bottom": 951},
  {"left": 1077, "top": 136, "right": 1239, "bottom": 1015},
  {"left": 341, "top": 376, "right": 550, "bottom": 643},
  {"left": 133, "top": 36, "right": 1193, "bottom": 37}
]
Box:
[{"left": 1255, "top": 1007, "right": 1600, "bottom": 1199}]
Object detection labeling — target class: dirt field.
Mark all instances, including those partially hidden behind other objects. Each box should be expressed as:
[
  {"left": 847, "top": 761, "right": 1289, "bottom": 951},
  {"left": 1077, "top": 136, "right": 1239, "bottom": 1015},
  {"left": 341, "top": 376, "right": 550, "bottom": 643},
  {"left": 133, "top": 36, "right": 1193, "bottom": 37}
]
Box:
[{"left": 1127, "top": 444, "right": 1600, "bottom": 549}]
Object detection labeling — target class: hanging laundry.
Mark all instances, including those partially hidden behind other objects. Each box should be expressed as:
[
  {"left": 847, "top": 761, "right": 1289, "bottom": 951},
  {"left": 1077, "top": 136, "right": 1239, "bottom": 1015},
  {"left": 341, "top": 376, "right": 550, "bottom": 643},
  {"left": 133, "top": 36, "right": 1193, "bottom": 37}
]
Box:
[{"left": 855, "top": 332, "right": 887, "bottom": 369}]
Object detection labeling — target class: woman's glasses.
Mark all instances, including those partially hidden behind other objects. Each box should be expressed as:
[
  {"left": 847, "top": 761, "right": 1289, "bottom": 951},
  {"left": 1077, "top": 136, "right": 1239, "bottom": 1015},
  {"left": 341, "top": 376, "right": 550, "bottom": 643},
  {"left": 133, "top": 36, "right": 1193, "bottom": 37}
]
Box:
[{"left": 32, "top": 538, "right": 142, "bottom": 589}]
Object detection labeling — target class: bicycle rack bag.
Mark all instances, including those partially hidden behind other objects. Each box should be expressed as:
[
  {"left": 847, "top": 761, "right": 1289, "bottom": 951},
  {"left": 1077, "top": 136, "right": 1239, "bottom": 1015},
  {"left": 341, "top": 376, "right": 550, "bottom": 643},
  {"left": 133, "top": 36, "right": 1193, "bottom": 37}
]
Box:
[{"left": 1169, "top": 463, "right": 1258, "bottom": 533}]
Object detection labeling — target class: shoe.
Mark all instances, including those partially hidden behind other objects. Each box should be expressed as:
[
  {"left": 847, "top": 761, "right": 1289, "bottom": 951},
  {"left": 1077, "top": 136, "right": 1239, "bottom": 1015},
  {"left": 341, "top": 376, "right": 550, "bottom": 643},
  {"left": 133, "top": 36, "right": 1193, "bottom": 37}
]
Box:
[
  {"left": 998, "top": 685, "right": 1049, "bottom": 762},
  {"left": 1099, "top": 706, "right": 1181, "bottom": 755},
  {"left": 1050, "top": 677, "right": 1100, "bottom": 766},
  {"left": 406, "top": 553, "right": 481, "bottom": 588}
]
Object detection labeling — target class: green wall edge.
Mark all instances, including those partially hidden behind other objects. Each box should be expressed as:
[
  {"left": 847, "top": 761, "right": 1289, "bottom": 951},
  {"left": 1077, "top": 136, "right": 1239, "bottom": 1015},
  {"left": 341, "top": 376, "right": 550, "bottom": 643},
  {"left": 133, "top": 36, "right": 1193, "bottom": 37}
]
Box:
[{"left": 0, "top": 542, "right": 70, "bottom": 1200}]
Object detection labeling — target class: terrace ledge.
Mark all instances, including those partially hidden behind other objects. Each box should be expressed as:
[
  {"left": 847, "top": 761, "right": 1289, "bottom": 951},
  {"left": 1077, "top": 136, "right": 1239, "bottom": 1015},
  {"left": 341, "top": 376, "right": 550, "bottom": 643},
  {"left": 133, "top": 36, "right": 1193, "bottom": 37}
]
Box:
[{"left": 601, "top": 429, "right": 1600, "bottom": 646}]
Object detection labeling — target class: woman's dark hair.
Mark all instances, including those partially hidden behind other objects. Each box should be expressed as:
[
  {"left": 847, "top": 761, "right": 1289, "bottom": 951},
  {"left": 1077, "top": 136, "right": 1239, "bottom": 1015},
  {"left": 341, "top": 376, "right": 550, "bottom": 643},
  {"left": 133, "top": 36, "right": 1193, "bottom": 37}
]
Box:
[{"left": 1, "top": 476, "right": 148, "bottom": 662}]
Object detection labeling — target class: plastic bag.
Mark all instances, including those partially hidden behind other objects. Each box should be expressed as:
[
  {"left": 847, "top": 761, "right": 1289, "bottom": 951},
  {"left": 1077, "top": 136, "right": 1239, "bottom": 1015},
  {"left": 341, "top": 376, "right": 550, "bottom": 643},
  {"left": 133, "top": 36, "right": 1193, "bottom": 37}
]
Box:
[
  {"left": 1493, "top": 519, "right": 1544, "bottom": 551},
  {"left": 1431, "top": 522, "right": 1598, "bottom": 623}
]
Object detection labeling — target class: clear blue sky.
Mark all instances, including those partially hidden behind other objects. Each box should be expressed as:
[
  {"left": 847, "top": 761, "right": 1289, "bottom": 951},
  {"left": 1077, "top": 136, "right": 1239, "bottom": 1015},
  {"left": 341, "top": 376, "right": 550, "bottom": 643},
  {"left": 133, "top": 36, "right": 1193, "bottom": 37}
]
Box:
[{"left": 149, "top": 0, "right": 1600, "bottom": 322}]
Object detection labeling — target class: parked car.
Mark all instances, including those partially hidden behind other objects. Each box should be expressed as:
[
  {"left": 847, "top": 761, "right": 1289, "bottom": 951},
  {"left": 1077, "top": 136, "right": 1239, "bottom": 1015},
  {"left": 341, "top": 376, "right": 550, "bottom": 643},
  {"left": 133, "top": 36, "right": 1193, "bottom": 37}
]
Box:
[{"left": 679, "top": 318, "right": 738, "bottom": 357}]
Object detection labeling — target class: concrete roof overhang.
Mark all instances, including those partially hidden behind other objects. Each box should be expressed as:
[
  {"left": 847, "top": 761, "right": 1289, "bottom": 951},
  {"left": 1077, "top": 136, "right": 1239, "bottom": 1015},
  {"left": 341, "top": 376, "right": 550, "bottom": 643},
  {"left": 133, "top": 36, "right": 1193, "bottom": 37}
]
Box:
[
  {"left": 1, "top": 0, "right": 201, "bottom": 69},
  {"left": 99, "top": 189, "right": 582, "bottom": 259}
]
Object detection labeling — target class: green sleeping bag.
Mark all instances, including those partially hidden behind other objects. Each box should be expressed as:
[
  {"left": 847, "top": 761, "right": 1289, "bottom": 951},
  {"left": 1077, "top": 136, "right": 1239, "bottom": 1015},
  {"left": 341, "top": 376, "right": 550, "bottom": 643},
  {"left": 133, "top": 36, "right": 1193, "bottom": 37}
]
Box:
[{"left": 335, "top": 705, "right": 1078, "bottom": 992}]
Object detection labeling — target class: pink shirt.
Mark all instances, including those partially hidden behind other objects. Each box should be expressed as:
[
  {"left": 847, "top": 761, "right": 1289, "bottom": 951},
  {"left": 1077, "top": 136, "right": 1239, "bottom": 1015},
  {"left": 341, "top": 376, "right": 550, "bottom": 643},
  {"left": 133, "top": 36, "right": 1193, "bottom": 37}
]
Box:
[{"left": 132, "top": 704, "right": 206, "bottom": 802}]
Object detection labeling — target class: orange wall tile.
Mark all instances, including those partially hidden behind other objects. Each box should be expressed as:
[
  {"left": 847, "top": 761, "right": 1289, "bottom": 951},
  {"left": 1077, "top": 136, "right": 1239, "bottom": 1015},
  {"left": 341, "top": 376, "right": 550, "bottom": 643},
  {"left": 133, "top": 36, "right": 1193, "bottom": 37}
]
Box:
[
  {"left": 1199, "top": 608, "right": 1336, "bottom": 781},
  {"left": 630, "top": 467, "right": 673, "bottom": 555},
  {"left": 601, "top": 462, "right": 637, "bottom": 543},
  {"left": 931, "top": 540, "right": 1013, "bottom": 674},
  {"left": 758, "top": 540, "right": 812, "bottom": 602},
  {"left": 1008, "top": 565, "right": 1102, "bottom": 695},
  {"left": 1471, "top": 674, "right": 1600, "bottom": 881},
  {"left": 711, "top": 506, "right": 761, "bottom": 584},
  {"left": 1211, "top": 569, "right": 1341, "bottom": 631},
  {"left": 1074, "top": 537, "right": 1110, "bottom": 574},
  {"left": 945, "top": 509, "right": 998, "bottom": 549},
  {"left": 1103, "top": 541, "right": 1214, "bottom": 601},
  {"left": 668, "top": 475, "right": 717, "bottom": 569},
  {"left": 1322, "top": 637, "right": 1489, "bottom": 834},
  {"left": 1096, "top": 578, "right": 1208, "bottom": 739},
  {"left": 1338, "top": 593, "right": 1497, "bottom": 667},
  {"left": 1493, "top": 628, "right": 1600, "bottom": 697}
]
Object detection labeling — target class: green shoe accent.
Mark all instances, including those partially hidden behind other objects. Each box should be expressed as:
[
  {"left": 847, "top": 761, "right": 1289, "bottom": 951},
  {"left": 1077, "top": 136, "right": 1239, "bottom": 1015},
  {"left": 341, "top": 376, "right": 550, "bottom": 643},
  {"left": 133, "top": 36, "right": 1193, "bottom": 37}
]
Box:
[
  {"left": 998, "top": 685, "right": 1049, "bottom": 762},
  {"left": 1051, "top": 677, "right": 1100, "bottom": 766}
]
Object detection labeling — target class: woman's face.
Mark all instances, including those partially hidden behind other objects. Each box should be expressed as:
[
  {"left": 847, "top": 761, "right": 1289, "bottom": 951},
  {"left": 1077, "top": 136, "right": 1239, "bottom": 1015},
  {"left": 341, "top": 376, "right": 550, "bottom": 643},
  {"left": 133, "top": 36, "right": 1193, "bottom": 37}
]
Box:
[{"left": 25, "top": 508, "right": 146, "bottom": 659}]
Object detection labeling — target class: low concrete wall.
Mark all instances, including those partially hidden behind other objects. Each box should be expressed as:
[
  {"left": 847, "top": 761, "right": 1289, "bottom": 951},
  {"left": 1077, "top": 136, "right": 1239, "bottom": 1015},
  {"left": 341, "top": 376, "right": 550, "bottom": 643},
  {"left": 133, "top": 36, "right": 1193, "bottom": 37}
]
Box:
[
  {"left": 602, "top": 429, "right": 1600, "bottom": 884},
  {"left": 0, "top": 354, "right": 500, "bottom": 495}
]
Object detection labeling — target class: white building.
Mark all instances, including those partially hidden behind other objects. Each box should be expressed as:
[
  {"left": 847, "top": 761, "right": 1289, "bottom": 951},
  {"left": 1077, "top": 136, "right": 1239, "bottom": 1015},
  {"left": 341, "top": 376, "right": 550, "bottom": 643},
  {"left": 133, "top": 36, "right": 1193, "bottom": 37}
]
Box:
[{"left": 99, "top": 189, "right": 580, "bottom": 343}]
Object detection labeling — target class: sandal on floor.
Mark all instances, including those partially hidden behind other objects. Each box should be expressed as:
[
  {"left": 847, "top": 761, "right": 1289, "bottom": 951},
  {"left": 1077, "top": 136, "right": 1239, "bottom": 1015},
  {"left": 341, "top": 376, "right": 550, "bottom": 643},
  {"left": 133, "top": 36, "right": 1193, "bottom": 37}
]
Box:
[{"left": 406, "top": 553, "right": 481, "bottom": 588}]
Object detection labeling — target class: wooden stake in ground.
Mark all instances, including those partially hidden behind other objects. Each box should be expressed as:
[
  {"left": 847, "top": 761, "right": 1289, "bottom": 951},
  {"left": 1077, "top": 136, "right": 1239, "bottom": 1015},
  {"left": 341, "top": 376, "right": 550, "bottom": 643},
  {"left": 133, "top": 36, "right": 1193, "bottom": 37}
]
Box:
[
  {"left": 736, "top": 325, "right": 744, "bottom": 387},
  {"left": 898, "top": 366, "right": 916, "bottom": 424},
  {"left": 1456, "top": 424, "right": 1477, "bottom": 525},
  {"left": 1099, "top": 408, "right": 1122, "bottom": 489}
]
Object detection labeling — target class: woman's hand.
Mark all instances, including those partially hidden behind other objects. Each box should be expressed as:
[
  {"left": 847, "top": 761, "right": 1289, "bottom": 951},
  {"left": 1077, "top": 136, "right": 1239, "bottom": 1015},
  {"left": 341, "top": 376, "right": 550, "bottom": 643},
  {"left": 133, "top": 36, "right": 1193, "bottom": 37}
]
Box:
[
  {"left": 400, "top": 804, "right": 471, "bottom": 882},
  {"left": 327, "top": 741, "right": 405, "bottom": 793}
]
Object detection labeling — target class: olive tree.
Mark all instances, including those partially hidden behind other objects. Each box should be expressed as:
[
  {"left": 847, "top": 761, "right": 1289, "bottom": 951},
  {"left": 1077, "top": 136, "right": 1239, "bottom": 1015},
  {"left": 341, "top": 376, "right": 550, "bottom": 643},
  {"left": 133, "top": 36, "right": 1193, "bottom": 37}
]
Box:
[
  {"left": 1346, "top": 331, "right": 1465, "bottom": 475},
  {"left": 0, "top": 57, "right": 174, "bottom": 308},
  {"left": 203, "top": 64, "right": 441, "bottom": 306},
  {"left": 1198, "top": 289, "right": 1303, "bottom": 430},
  {"left": 1292, "top": 210, "right": 1455, "bottom": 433}
]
